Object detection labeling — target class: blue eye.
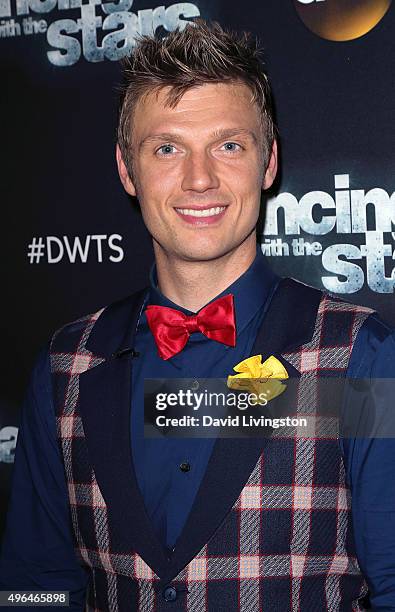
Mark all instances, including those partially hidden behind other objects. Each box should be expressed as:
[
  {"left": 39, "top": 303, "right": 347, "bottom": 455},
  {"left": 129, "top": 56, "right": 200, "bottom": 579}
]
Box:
[
  {"left": 157, "top": 144, "right": 175, "bottom": 155},
  {"left": 222, "top": 142, "right": 241, "bottom": 152}
]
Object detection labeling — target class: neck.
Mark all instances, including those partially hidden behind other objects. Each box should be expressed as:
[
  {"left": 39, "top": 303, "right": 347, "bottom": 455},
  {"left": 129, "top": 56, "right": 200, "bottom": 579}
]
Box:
[{"left": 154, "top": 235, "right": 257, "bottom": 312}]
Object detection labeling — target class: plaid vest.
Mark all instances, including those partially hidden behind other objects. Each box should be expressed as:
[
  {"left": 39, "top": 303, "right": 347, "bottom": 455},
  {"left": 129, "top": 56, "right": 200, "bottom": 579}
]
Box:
[{"left": 50, "top": 278, "right": 374, "bottom": 611}]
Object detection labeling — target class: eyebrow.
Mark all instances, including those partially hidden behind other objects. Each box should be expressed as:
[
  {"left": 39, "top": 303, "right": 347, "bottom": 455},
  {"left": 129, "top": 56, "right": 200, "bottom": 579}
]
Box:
[{"left": 139, "top": 128, "right": 258, "bottom": 150}]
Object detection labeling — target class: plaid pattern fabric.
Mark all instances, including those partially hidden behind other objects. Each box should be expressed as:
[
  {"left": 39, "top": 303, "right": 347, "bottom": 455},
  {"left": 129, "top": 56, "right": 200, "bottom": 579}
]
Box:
[{"left": 50, "top": 290, "right": 373, "bottom": 611}]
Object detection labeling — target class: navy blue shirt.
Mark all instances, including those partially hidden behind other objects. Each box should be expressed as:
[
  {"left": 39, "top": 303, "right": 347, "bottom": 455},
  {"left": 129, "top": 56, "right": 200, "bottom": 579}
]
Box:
[
  {"left": 1, "top": 249, "right": 395, "bottom": 611},
  {"left": 131, "top": 249, "right": 279, "bottom": 550}
]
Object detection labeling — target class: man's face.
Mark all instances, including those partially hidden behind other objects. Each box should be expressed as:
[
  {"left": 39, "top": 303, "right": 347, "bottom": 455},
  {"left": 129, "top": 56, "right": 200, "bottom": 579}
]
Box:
[{"left": 117, "top": 81, "right": 277, "bottom": 263}]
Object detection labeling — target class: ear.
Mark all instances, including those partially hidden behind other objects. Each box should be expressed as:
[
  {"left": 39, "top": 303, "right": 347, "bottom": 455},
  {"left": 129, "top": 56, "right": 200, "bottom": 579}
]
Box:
[
  {"left": 116, "top": 144, "right": 137, "bottom": 197},
  {"left": 262, "top": 140, "right": 278, "bottom": 190}
]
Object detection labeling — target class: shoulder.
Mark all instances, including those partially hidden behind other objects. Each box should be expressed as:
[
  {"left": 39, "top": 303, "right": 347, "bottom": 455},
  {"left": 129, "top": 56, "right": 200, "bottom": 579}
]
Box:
[
  {"left": 279, "top": 279, "right": 395, "bottom": 377},
  {"left": 356, "top": 310, "right": 393, "bottom": 341},
  {"left": 349, "top": 311, "right": 395, "bottom": 377},
  {"left": 280, "top": 276, "right": 375, "bottom": 328},
  {"left": 318, "top": 290, "right": 376, "bottom": 337},
  {"left": 49, "top": 287, "right": 149, "bottom": 356},
  {"left": 50, "top": 307, "right": 105, "bottom": 349},
  {"left": 278, "top": 276, "right": 375, "bottom": 317}
]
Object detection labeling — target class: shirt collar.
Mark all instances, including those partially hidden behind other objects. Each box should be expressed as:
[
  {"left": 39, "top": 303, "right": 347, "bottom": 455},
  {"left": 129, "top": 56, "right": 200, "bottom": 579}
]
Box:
[{"left": 147, "top": 246, "right": 279, "bottom": 337}]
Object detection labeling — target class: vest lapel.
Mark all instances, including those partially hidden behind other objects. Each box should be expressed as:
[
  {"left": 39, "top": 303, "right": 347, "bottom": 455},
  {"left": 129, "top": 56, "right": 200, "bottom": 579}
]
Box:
[{"left": 78, "top": 289, "right": 172, "bottom": 579}]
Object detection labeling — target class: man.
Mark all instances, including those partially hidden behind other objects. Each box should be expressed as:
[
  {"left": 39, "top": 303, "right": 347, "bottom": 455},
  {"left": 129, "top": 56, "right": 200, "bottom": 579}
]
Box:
[{"left": 1, "top": 19, "right": 395, "bottom": 612}]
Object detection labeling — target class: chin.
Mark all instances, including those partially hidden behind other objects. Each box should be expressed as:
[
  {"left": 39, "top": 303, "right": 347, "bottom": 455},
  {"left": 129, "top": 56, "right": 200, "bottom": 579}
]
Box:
[
  {"left": 178, "top": 250, "right": 222, "bottom": 263},
  {"left": 174, "top": 242, "right": 236, "bottom": 263}
]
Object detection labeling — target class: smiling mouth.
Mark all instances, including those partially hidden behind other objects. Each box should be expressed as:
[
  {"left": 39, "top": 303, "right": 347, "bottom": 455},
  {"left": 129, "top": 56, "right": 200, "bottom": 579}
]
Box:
[{"left": 174, "top": 206, "right": 226, "bottom": 217}]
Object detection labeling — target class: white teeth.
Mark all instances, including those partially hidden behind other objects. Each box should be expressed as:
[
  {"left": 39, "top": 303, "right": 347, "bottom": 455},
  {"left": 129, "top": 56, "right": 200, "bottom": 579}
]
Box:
[{"left": 175, "top": 206, "right": 226, "bottom": 217}]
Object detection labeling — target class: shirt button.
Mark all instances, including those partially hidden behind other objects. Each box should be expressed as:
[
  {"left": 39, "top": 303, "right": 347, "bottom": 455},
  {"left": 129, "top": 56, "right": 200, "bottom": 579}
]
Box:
[
  {"left": 163, "top": 586, "right": 177, "bottom": 602},
  {"left": 191, "top": 380, "right": 199, "bottom": 391},
  {"left": 180, "top": 461, "right": 191, "bottom": 473}
]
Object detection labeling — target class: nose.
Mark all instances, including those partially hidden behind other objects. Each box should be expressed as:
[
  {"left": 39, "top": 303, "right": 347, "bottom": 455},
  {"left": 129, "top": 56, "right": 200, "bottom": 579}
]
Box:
[{"left": 181, "top": 150, "right": 220, "bottom": 193}]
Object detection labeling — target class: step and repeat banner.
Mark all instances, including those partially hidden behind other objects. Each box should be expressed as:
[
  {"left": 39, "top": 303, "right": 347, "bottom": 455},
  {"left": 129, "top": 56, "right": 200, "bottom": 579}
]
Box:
[{"left": 1, "top": 0, "right": 394, "bottom": 536}]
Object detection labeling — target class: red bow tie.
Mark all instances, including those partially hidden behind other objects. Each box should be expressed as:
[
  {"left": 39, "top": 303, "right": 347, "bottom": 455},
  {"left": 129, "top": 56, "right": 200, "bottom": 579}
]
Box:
[{"left": 145, "top": 294, "right": 236, "bottom": 360}]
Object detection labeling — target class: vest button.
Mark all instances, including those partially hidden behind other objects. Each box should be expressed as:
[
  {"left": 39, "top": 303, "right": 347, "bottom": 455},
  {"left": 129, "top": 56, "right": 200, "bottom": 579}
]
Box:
[
  {"left": 180, "top": 461, "right": 191, "bottom": 472},
  {"left": 162, "top": 586, "right": 177, "bottom": 602},
  {"left": 191, "top": 379, "right": 199, "bottom": 391}
]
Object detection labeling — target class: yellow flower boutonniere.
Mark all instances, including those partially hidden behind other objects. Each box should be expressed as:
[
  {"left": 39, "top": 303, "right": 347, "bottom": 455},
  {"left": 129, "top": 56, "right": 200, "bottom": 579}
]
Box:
[{"left": 227, "top": 355, "right": 288, "bottom": 405}]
